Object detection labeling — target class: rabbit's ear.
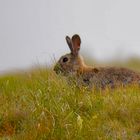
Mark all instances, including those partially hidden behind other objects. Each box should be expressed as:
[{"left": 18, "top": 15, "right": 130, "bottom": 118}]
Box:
[
  {"left": 72, "top": 34, "right": 81, "bottom": 56},
  {"left": 66, "top": 36, "right": 73, "bottom": 53}
]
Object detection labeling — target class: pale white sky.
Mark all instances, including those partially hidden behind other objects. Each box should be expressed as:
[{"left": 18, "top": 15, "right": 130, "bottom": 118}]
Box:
[{"left": 0, "top": 0, "right": 140, "bottom": 72}]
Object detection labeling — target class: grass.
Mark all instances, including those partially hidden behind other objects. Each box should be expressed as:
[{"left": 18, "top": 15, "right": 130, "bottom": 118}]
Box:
[{"left": 0, "top": 66, "right": 140, "bottom": 139}]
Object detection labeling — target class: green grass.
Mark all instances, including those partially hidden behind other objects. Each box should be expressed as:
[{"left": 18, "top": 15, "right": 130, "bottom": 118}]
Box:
[{"left": 0, "top": 67, "right": 140, "bottom": 140}]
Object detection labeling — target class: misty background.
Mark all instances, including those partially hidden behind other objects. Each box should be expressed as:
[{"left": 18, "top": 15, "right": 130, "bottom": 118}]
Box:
[{"left": 1, "top": 0, "right": 140, "bottom": 73}]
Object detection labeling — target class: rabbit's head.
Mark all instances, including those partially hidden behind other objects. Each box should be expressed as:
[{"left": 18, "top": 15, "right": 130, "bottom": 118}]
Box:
[{"left": 54, "top": 34, "right": 86, "bottom": 75}]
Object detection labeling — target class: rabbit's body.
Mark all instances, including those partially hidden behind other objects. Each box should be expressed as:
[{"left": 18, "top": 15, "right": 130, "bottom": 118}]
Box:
[
  {"left": 54, "top": 34, "right": 140, "bottom": 89},
  {"left": 78, "top": 67, "right": 140, "bottom": 89}
]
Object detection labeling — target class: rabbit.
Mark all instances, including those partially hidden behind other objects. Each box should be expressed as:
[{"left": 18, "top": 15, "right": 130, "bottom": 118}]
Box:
[{"left": 54, "top": 34, "right": 140, "bottom": 89}]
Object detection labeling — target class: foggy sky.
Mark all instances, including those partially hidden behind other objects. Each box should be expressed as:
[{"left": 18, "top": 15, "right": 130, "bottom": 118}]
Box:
[{"left": 1, "top": 0, "right": 140, "bottom": 72}]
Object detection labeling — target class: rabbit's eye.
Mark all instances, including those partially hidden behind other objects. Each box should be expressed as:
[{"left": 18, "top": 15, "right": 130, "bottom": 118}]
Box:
[{"left": 63, "top": 57, "right": 68, "bottom": 63}]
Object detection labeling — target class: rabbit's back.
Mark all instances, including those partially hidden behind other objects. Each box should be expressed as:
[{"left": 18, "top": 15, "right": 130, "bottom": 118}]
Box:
[{"left": 82, "top": 67, "right": 140, "bottom": 88}]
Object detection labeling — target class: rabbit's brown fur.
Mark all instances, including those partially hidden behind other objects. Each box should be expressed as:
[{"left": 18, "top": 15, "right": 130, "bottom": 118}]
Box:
[{"left": 54, "top": 34, "right": 140, "bottom": 89}]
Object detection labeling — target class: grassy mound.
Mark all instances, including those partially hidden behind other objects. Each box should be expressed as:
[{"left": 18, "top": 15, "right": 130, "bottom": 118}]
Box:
[{"left": 0, "top": 68, "right": 140, "bottom": 139}]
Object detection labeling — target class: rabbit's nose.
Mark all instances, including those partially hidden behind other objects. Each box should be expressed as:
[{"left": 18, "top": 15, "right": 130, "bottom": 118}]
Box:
[
  {"left": 54, "top": 64, "right": 61, "bottom": 74},
  {"left": 53, "top": 65, "right": 57, "bottom": 72}
]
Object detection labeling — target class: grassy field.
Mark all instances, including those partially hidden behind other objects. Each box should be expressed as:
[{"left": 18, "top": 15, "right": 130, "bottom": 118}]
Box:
[{"left": 0, "top": 61, "right": 140, "bottom": 139}]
